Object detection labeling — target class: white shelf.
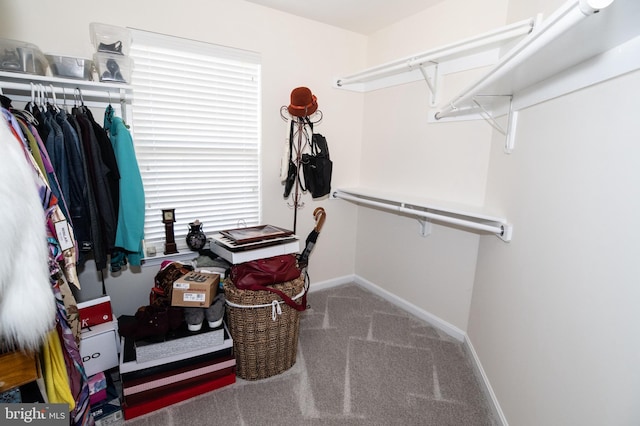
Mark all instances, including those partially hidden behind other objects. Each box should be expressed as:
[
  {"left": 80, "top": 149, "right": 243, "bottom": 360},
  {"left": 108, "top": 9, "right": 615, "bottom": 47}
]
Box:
[
  {"left": 333, "top": 18, "right": 536, "bottom": 105},
  {"left": 0, "top": 70, "right": 132, "bottom": 104},
  {"left": 432, "top": 0, "right": 640, "bottom": 150},
  {"left": 332, "top": 187, "right": 512, "bottom": 241}
]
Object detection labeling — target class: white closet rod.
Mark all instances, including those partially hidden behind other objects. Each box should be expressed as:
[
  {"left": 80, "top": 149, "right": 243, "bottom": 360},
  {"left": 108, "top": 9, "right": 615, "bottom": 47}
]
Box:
[
  {"left": 435, "top": 0, "right": 613, "bottom": 119},
  {"left": 0, "top": 80, "right": 132, "bottom": 102},
  {"left": 336, "top": 18, "right": 535, "bottom": 87},
  {"left": 333, "top": 190, "right": 505, "bottom": 236}
]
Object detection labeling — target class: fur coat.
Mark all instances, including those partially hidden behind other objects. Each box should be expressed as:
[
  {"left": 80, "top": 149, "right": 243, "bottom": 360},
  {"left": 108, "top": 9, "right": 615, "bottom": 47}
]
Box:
[{"left": 0, "top": 117, "right": 55, "bottom": 351}]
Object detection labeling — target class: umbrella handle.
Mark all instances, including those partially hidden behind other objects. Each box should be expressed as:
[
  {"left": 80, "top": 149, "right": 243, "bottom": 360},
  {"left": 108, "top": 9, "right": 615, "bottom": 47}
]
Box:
[{"left": 313, "top": 207, "right": 326, "bottom": 232}]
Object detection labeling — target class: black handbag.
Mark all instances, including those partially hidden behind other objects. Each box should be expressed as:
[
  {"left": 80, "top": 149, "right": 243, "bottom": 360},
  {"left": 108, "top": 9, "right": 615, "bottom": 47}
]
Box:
[{"left": 302, "top": 132, "right": 332, "bottom": 199}]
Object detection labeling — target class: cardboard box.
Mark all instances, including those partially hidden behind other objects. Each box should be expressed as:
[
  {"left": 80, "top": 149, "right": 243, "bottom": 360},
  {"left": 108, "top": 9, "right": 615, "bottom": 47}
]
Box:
[
  {"left": 78, "top": 296, "right": 114, "bottom": 329},
  {"left": 81, "top": 320, "right": 120, "bottom": 377},
  {"left": 171, "top": 271, "right": 219, "bottom": 307}
]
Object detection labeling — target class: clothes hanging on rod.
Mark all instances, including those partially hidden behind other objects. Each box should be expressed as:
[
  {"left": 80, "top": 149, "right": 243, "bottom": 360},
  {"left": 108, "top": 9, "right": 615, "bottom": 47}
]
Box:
[
  {"left": 104, "top": 103, "right": 146, "bottom": 269},
  {"left": 1, "top": 105, "right": 93, "bottom": 426},
  {"left": 72, "top": 99, "right": 120, "bottom": 270}
]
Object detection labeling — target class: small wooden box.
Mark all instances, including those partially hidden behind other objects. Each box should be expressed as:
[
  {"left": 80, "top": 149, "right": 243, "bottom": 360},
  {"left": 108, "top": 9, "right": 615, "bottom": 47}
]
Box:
[{"left": 0, "top": 350, "right": 39, "bottom": 392}]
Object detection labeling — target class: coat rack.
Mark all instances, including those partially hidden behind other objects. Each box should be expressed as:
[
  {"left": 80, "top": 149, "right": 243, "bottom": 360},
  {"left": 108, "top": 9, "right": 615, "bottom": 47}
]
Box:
[{"left": 279, "top": 106, "right": 323, "bottom": 234}]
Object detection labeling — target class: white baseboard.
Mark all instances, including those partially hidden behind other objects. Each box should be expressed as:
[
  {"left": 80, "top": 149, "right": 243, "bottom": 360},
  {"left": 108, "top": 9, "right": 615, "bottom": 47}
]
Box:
[
  {"left": 308, "top": 273, "right": 507, "bottom": 425},
  {"left": 463, "top": 336, "right": 508, "bottom": 426},
  {"left": 309, "top": 273, "right": 465, "bottom": 341},
  {"left": 353, "top": 274, "right": 466, "bottom": 342},
  {"left": 307, "top": 274, "right": 356, "bottom": 292}
]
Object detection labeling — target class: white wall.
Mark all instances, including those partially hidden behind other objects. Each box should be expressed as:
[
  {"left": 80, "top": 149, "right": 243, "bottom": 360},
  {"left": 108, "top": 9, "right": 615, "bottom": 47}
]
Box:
[
  {"left": 466, "top": 2, "right": 640, "bottom": 425},
  {"left": 351, "top": 0, "right": 510, "bottom": 331},
  {"left": 469, "top": 58, "right": 640, "bottom": 426},
  {"left": 6, "top": 0, "right": 639, "bottom": 423},
  {"left": 0, "top": 0, "right": 364, "bottom": 316}
]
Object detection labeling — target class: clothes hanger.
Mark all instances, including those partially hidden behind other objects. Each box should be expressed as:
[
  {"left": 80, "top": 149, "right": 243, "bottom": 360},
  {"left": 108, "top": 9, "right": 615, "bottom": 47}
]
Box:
[
  {"left": 61, "top": 87, "right": 69, "bottom": 112},
  {"left": 49, "top": 84, "right": 61, "bottom": 113}
]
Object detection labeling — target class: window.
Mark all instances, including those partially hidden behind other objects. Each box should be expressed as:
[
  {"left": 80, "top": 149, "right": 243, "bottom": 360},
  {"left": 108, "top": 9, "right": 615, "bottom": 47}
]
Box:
[{"left": 129, "top": 29, "right": 261, "bottom": 253}]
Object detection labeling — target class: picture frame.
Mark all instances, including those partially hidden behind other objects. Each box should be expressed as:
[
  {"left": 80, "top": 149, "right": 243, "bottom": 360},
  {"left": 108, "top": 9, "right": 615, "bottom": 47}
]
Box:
[{"left": 220, "top": 225, "right": 293, "bottom": 244}]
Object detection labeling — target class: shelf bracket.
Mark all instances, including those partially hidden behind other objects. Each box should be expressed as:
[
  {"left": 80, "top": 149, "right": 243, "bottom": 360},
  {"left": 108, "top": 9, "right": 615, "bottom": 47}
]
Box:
[
  {"left": 418, "top": 62, "right": 439, "bottom": 106},
  {"left": 417, "top": 218, "right": 433, "bottom": 237},
  {"left": 471, "top": 95, "right": 518, "bottom": 154}
]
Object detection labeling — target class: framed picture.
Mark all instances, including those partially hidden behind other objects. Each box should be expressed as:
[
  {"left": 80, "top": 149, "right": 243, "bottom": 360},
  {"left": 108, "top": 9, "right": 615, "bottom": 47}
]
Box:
[{"left": 220, "top": 225, "right": 293, "bottom": 244}]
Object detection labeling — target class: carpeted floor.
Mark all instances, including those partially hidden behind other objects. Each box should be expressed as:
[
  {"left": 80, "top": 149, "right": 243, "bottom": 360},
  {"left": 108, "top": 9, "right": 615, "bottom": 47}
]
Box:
[{"left": 125, "top": 282, "right": 497, "bottom": 425}]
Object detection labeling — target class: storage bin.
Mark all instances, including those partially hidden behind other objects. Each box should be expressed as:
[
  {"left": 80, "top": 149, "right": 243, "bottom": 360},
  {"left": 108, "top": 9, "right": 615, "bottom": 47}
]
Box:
[
  {"left": 224, "top": 275, "right": 306, "bottom": 380},
  {"left": 0, "top": 38, "right": 48, "bottom": 75},
  {"left": 46, "top": 55, "right": 92, "bottom": 80},
  {"left": 93, "top": 52, "right": 133, "bottom": 83},
  {"left": 90, "top": 23, "right": 131, "bottom": 56}
]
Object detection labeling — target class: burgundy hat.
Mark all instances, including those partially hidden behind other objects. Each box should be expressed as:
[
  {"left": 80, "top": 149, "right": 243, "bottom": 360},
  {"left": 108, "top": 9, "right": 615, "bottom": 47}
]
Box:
[{"left": 288, "top": 87, "right": 318, "bottom": 117}]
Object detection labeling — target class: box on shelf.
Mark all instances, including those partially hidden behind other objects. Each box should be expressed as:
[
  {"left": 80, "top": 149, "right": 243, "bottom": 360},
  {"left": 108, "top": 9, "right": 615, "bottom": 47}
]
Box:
[
  {"left": 78, "top": 296, "right": 114, "bottom": 329},
  {"left": 45, "top": 55, "right": 92, "bottom": 80},
  {"left": 93, "top": 52, "right": 132, "bottom": 84},
  {"left": 80, "top": 320, "right": 120, "bottom": 377},
  {"left": 0, "top": 38, "right": 49, "bottom": 75},
  {"left": 171, "top": 271, "right": 219, "bottom": 308},
  {"left": 90, "top": 23, "right": 131, "bottom": 56}
]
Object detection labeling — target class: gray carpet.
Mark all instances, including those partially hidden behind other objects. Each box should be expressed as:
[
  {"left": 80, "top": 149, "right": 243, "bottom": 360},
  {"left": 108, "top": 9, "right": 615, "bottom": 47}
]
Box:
[{"left": 125, "top": 283, "right": 497, "bottom": 425}]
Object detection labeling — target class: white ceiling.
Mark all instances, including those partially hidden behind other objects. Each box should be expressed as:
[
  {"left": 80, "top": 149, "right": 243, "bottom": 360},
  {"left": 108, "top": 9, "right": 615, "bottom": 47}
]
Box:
[{"left": 244, "top": 0, "right": 446, "bottom": 35}]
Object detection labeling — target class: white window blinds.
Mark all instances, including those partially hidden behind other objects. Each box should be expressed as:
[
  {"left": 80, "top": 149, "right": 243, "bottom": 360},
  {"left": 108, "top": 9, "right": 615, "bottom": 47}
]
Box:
[{"left": 129, "top": 29, "right": 261, "bottom": 252}]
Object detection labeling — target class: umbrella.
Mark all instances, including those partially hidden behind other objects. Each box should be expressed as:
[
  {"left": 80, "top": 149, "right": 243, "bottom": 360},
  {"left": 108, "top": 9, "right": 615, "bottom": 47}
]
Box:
[{"left": 298, "top": 207, "right": 326, "bottom": 268}]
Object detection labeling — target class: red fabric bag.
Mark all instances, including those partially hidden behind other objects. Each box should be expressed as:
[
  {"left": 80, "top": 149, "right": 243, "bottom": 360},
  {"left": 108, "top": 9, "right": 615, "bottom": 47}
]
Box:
[{"left": 230, "top": 254, "right": 306, "bottom": 311}]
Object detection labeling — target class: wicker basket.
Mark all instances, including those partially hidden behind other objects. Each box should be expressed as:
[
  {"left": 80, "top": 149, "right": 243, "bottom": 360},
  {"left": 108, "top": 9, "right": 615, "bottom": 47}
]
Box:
[{"left": 223, "top": 275, "right": 306, "bottom": 380}]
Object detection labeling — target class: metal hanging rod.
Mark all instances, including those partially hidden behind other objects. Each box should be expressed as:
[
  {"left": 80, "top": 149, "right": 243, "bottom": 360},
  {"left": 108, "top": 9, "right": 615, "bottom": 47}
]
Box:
[
  {"left": 332, "top": 189, "right": 512, "bottom": 241},
  {"left": 0, "top": 80, "right": 131, "bottom": 103}
]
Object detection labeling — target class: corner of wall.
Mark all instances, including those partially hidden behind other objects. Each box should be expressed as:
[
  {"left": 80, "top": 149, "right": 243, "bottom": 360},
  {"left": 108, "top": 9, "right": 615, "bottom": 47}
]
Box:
[{"left": 463, "top": 335, "right": 508, "bottom": 425}]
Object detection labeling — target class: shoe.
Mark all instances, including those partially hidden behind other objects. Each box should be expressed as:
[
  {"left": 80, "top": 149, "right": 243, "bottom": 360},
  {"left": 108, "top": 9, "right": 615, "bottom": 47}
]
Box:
[
  {"left": 98, "top": 41, "right": 123, "bottom": 55},
  {"left": 205, "top": 293, "right": 225, "bottom": 328},
  {"left": 184, "top": 307, "right": 204, "bottom": 331},
  {"left": 129, "top": 305, "right": 169, "bottom": 340},
  {"left": 168, "top": 306, "right": 184, "bottom": 331},
  {"left": 1, "top": 49, "right": 20, "bottom": 70},
  {"left": 101, "top": 58, "right": 124, "bottom": 82}
]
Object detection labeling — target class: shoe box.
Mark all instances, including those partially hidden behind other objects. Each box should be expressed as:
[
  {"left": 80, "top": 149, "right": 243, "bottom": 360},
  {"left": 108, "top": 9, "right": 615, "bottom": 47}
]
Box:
[
  {"left": 78, "top": 296, "right": 114, "bottom": 329},
  {"left": 90, "top": 371, "right": 124, "bottom": 426},
  {"left": 171, "top": 271, "right": 220, "bottom": 308},
  {"left": 80, "top": 319, "right": 120, "bottom": 377}
]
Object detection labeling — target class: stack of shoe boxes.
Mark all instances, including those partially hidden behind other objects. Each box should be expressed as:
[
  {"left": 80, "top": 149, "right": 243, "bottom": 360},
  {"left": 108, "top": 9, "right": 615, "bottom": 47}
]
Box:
[
  {"left": 117, "top": 271, "right": 234, "bottom": 420},
  {"left": 89, "top": 23, "right": 133, "bottom": 84},
  {"left": 78, "top": 296, "right": 120, "bottom": 378},
  {"left": 77, "top": 296, "right": 124, "bottom": 424},
  {"left": 119, "top": 322, "right": 235, "bottom": 420}
]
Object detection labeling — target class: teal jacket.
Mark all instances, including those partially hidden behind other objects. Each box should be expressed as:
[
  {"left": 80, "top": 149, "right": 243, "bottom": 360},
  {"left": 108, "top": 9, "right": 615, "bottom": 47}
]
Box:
[{"left": 104, "top": 106, "right": 145, "bottom": 266}]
